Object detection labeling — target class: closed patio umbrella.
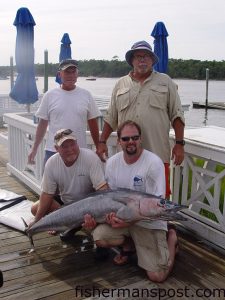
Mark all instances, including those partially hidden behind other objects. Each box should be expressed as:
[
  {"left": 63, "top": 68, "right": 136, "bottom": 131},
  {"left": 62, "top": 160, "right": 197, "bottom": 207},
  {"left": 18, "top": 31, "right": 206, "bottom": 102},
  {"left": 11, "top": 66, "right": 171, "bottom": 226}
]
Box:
[
  {"left": 151, "top": 21, "right": 169, "bottom": 73},
  {"left": 9, "top": 7, "right": 38, "bottom": 111},
  {"left": 56, "top": 33, "right": 72, "bottom": 84}
]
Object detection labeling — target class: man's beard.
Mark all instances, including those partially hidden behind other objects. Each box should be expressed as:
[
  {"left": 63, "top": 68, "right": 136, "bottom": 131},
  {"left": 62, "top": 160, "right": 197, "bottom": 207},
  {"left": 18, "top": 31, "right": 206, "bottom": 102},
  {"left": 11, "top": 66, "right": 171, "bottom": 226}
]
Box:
[{"left": 125, "top": 145, "right": 137, "bottom": 155}]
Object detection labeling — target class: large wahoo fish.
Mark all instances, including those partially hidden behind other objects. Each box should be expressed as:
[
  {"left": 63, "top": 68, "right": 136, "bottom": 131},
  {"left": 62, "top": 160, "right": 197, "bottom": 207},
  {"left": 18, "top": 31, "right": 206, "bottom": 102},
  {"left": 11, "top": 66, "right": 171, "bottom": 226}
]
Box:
[{"left": 26, "top": 188, "right": 187, "bottom": 239}]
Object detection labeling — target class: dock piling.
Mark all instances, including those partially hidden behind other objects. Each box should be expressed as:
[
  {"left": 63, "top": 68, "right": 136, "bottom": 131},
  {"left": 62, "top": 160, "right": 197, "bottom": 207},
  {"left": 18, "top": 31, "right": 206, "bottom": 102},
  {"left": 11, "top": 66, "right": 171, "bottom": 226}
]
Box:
[{"left": 205, "top": 68, "right": 209, "bottom": 109}]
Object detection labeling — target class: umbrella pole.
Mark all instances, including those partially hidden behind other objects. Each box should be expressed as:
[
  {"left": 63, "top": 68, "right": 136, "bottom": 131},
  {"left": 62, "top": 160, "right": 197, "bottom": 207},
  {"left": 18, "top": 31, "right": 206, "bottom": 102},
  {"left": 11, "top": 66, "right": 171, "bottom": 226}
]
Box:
[
  {"left": 10, "top": 56, "right": 14, "bottom": 90},
  {"left": 44, "top": 50, "right": 48, "bottom": 93}
]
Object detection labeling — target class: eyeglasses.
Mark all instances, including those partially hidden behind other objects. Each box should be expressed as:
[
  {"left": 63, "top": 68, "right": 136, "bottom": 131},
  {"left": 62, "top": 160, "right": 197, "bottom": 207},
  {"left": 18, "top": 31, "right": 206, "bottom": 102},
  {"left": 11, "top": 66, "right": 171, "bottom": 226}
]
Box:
[
  {"left": 120, "top": 135, "right": 140, "bottom": 142},
  {"left": 133, "top": 54, "right": 151, "bottom": 61},
  {"left": 54, "top": 129, "right": 73, "bottom": 142}
]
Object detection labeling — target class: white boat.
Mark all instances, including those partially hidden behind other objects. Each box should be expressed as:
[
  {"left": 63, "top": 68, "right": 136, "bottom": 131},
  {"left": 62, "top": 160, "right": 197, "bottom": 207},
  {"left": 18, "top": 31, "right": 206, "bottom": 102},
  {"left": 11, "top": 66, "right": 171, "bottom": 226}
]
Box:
[{"left": 86, "top": 76, "right": 96, "bottom": 81}]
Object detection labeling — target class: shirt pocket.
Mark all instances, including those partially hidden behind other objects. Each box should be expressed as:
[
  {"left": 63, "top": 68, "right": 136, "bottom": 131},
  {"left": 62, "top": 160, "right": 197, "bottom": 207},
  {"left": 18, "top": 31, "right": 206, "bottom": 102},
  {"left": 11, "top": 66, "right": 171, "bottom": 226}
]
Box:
[
  {"left": 116, "top": 88, "right": 132, "bottom": 112},
  {"left": 148, "top": 84, "right": 168, "bottom": 110}
]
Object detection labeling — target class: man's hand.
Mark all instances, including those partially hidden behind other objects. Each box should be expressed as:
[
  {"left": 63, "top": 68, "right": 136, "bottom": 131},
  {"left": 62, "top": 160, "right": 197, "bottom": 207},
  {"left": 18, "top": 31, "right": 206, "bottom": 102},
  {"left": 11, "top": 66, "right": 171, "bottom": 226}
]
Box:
[
  {"left": 28, "top": 149, "right": 37, "bottom": 165},
  {"left": 105, "top": 212, "right": 130, "bottom": 228},
  {"left": 171, "top": 144, "right": 184, "bottom": 165},
  {"left": 82, "top": 214, "right": 97, "bottom": 230},
  {"left": 96, "top": 143, "right": 108, "bottom": 162}
]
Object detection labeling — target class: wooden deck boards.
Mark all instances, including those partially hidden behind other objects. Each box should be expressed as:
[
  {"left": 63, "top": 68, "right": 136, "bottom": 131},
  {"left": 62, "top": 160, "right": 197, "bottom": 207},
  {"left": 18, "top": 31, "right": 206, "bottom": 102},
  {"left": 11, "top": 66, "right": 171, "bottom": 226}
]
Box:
[{"left": 0, "top": 157, "right": 225, "bottom": 299}]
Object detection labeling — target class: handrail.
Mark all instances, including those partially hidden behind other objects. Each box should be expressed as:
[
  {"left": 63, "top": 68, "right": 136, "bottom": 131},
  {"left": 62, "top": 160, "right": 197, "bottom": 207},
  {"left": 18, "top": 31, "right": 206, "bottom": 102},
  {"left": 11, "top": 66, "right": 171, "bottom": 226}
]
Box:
[{"left": 2, "top": 112, "right": 225, "bottom": 249}]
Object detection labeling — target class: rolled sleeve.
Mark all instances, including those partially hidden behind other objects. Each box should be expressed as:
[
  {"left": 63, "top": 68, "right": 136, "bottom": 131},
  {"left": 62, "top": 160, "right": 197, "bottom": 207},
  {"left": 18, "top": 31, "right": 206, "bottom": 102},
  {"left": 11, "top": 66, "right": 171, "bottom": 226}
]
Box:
[{"left": 168, "top": 80, "right": 185, "bottom": 125}]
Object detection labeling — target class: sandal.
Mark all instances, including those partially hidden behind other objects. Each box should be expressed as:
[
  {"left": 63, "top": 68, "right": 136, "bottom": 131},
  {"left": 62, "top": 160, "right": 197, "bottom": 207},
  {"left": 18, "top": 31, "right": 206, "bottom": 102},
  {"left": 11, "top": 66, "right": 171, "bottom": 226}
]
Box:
[{"left": 113, "top": 249, "right": 136, "bottom": 266}]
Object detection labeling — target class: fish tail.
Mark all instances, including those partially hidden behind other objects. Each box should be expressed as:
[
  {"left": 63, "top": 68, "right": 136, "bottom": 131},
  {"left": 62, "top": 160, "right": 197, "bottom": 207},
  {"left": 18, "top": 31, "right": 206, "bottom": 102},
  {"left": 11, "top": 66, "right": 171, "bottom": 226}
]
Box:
[{"left": 21, "top": 217, "right": 35, "bottom": 249}]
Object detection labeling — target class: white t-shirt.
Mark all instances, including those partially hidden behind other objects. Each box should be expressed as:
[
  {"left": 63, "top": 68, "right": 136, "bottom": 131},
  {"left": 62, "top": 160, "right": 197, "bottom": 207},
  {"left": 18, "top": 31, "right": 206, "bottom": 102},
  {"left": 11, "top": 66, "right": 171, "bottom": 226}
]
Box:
[
  {"left": 41, "top": 148, "right": 106, "bottom": 204},
  {"left": 105, "top": 149, "right": 167, "bottom": 230},
  {"left": 36, "top": 86, "right": 101, "bottom": 151}
]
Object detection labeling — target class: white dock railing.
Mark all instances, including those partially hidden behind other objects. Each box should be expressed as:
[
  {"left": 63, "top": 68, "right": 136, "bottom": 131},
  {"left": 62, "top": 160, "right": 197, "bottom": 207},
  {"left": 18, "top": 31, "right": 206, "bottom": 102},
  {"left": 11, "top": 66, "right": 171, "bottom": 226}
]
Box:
[
  {"left": 170, "top": 127, "right": 225, "bottom": 249},
  {"left": 0, "top": 94, "right": 189, "bottom": 127},
  {"left": 2, "top": 112, "right": 225, "bottom": 250}
]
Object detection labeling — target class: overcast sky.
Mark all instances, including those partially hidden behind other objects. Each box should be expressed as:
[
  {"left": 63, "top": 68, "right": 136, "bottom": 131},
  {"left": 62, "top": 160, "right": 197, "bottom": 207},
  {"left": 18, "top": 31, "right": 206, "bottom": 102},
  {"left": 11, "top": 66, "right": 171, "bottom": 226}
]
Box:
[{"left": 1, "top": 0, "right": 225, "bottom": 65}]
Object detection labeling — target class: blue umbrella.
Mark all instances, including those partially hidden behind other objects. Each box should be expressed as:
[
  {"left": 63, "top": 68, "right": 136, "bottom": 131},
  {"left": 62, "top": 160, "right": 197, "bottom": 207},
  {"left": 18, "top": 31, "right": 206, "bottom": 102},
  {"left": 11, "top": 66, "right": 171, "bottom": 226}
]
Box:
[
  {"left": 9, "top": 7, "right": 38, "bottom": 107},
  {"left": 151, "top": 21, "right": 169, "bottom": 73},
  {"left": 56, "top": 33, "right": 72, "bottom": 84}
]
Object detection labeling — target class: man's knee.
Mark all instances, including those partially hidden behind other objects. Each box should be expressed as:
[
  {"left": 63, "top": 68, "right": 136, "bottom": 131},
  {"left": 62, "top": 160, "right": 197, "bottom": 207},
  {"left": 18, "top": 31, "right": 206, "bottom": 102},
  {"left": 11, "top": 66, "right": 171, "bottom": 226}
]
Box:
[
  {"left": 31, "top": 203, "right": 38, "bottom": 216},
  {"left": 92, "top": 224, "right": 128, "bottom": 247},
  {"left": 146, "top": 270, "right": 168, "bottom": 283}
]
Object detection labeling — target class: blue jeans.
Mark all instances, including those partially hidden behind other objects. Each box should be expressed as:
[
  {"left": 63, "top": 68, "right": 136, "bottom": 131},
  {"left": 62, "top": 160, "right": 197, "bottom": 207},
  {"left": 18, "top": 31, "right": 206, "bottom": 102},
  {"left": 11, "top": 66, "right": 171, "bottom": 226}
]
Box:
[{"left": 43, "top": 150, "right": 56, "bottom": 168}]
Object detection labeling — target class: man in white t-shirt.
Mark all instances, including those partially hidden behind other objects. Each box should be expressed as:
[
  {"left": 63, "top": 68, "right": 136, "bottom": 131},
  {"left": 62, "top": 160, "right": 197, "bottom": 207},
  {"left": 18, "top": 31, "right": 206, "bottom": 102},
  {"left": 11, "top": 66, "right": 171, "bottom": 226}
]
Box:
[
  {"left": 29, "top": 128, "right": 107, "bottom": 231},
  {"left": 28, "top": 59, "right": 101, "bottom": 166},
  {"left": 84, "top": 120, "right": 178, "bottom": 283}
]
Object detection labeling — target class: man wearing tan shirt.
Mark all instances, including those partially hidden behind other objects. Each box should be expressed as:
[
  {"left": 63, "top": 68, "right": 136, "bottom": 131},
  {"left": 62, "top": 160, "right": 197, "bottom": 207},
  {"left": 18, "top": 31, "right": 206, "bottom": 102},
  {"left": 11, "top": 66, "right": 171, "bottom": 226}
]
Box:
[{"left": 97, "top": 40, "right": 185, "bottom": 198}]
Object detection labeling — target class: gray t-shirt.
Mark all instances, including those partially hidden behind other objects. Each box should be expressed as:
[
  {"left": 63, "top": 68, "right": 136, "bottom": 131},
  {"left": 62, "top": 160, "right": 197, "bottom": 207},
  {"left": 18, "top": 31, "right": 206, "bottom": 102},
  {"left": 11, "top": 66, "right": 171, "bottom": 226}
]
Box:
[{"left": 41, "top": 148, "right": 106, "bottom": 204}]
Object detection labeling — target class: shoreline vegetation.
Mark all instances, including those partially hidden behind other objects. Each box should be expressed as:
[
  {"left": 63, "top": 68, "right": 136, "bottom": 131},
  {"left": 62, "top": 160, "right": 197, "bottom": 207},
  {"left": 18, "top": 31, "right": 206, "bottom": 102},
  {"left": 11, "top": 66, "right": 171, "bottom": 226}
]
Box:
[{"left": 0, "top": 58, "right": 225, "bottom": 80}]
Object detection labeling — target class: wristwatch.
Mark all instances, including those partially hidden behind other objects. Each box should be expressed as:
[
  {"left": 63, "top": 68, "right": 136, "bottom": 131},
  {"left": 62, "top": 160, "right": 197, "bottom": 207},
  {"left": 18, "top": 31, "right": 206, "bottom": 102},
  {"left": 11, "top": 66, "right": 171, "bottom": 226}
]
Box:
[{"left": 175, "top": 140, "right": 185, "bottom": 146}]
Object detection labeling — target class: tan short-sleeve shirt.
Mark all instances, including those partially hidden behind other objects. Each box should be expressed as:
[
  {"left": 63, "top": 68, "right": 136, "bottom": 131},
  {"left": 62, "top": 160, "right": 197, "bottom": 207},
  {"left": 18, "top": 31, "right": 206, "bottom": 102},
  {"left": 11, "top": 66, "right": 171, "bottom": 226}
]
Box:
[{"left": 104, "top": 71, "right": 185, "bottom": 162}]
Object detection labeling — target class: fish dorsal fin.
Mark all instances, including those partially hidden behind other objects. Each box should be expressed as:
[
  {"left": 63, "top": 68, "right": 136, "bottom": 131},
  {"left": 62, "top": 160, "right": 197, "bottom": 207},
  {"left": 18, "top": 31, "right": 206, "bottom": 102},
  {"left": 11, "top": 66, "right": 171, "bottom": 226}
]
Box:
[{"left": 115, "top": 188, "right": 163, "bottom": 200}]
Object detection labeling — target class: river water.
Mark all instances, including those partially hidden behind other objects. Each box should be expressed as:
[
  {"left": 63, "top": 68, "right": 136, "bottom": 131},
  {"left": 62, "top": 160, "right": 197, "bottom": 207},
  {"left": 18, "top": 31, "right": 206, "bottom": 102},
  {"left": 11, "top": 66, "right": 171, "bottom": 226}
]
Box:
[{"left": 1, "top": 77, "right": 225, "bottom": 128}]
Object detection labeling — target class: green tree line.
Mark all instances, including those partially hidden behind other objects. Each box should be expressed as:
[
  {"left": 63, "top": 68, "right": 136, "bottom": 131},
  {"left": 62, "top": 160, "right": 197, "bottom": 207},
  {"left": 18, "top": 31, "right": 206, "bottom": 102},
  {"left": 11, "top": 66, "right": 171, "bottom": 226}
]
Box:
[
  {"left": 168, "top": 59, "right": 225, "bottom": 80},
  {"left": 1, "top": 59, "right": 225, "bottom": 80}
]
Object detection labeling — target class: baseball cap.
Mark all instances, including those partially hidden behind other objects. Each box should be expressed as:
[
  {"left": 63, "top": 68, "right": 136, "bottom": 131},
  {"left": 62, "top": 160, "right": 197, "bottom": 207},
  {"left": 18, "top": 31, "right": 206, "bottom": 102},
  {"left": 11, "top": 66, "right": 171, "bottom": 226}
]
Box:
[
  {"left": 54, "top": 129, "right": 77, "bottom": 146},
  {"left": 58, "top": 59, "right": 78, "bottom": 71}
]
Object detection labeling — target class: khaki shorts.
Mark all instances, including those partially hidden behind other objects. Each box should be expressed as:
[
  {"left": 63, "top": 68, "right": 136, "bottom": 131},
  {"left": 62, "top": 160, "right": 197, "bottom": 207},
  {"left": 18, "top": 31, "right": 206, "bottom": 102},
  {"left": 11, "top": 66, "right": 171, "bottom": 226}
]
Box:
[
  {"left": 129, "top": 226, "right": 169, "bottom": 273},
  {"left": 92, "top": 224, "right": 169, "bottom": 273},
  {"left": 92, "top": 224, "right": 129, "bottom": 242}
]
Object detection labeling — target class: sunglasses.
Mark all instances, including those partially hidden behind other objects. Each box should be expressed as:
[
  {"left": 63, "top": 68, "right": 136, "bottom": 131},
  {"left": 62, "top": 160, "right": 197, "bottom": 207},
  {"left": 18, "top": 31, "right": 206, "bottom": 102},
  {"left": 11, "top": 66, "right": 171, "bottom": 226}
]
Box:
[
  {"left": 54, "top": 129, "right": 73, "bottom": 142},
  {"left": 133, "top": 54, "right": 151, "bottom": 61},
  {"left": 120, "top": 135, "right": 140, "bottom": 142}
]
